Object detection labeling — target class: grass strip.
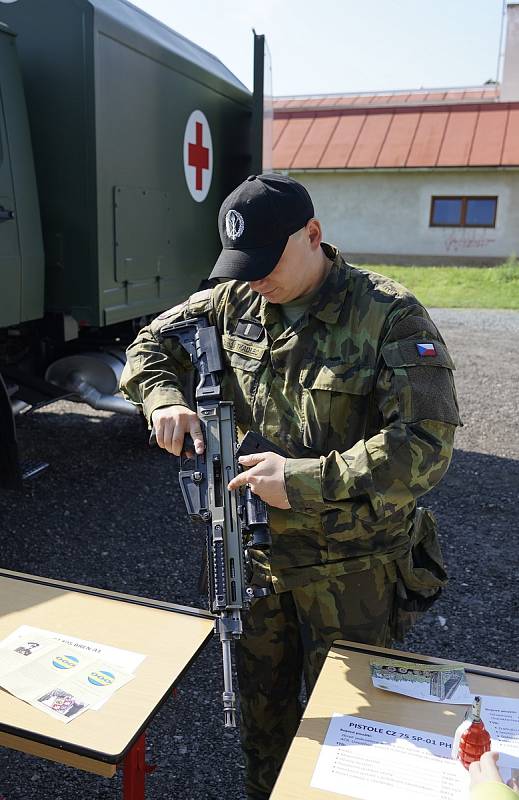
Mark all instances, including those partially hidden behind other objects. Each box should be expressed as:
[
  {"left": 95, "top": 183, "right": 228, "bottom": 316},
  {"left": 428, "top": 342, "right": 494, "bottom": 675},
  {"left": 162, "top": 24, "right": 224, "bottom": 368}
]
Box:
[{"left": 369, "top": 259, "right": 519, "bottom": 309}]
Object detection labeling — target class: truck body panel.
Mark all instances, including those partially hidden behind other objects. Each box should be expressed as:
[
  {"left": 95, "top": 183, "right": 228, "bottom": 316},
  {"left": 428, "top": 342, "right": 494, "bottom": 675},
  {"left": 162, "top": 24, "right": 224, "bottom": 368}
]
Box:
[
  {"left": 0, "top": 0, "right": 266, "bottom": 487},
  {"left": 0, "top": 26, "right": 44, "bottom": 326},
  {"left": 1, "top": 0, "right": 255, "bottom": 327}
]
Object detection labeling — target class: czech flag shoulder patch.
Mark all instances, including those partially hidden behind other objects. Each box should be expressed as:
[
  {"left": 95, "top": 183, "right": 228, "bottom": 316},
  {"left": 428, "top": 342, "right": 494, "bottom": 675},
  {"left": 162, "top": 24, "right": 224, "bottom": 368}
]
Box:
[{"left": 416, "top": 342, "right": 437, "bottom": 357}]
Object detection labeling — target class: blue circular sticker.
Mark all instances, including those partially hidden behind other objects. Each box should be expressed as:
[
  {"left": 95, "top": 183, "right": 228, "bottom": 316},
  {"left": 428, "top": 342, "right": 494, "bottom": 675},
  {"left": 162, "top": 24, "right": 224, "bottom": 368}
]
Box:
[
  {"left": 52, "top": 654, "right": 79, "bottom": 669},
  {"left": 88, "top": 670, "right": 115, "bottom": 687}
]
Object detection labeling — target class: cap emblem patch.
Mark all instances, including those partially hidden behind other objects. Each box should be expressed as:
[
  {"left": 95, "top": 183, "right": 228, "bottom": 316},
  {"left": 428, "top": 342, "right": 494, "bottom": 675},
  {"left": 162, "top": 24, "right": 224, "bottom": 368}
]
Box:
[
  {"left": 225, "top": 209, "right": 245, "bottom": 241},
  {"left": 416, "top": 342, "right": 437, "bottom": 357}
]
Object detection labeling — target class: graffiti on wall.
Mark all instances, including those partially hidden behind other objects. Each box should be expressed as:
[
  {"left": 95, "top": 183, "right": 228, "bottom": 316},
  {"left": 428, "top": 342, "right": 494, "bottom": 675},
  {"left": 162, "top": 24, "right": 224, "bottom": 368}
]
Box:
[{"left": 443, "top": 231, "right": 496, "bottom": 254}]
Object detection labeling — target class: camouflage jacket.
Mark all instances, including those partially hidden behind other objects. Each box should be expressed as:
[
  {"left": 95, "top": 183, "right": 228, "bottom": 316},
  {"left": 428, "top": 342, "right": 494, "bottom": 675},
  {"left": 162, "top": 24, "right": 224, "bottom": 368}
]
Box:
[{"left": 120, "top": 244, "right": 460, "bottom": 591}]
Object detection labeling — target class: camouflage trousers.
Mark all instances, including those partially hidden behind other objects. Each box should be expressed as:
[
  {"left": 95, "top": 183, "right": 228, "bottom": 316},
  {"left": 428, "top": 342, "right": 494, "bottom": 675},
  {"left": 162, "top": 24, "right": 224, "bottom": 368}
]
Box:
[{"left": 235, "top": 563, "right": 395, "bottom": 800}]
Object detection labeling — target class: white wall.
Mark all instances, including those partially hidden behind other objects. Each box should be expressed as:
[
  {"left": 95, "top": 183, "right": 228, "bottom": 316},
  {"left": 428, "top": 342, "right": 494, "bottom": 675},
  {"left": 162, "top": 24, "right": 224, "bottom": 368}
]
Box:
[{"left": 289, "top": 170, "right": 519, "bottom": 265}]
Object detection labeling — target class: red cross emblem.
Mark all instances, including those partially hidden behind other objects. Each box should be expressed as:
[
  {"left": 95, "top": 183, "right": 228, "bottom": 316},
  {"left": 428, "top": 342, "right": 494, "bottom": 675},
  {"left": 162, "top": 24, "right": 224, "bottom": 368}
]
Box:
[
  {"left": 183, "top": 110, "right": 213, "bottom": 202},
  {"left": 188, "top": 122, "right": 209, "bottom": 191}
]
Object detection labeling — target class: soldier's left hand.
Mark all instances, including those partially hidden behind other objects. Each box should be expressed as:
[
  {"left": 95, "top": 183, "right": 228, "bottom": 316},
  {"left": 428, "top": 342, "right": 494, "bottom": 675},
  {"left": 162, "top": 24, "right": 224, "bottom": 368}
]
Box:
[
  {"left": 227, "top": 452, "right": 291, "bottom": 510},
  {"left": 469, "top": 752, "right": 508, "bottom": 789}
]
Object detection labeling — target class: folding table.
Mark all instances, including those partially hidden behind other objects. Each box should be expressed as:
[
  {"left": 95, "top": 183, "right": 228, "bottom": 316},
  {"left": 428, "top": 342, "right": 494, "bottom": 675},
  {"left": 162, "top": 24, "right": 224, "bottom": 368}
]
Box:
[
  {"left": 0, "top": 569, "right": 214, "bottom": 799},
  {"left": 271, "top": 639, "right": 519, "bottom": 799}
]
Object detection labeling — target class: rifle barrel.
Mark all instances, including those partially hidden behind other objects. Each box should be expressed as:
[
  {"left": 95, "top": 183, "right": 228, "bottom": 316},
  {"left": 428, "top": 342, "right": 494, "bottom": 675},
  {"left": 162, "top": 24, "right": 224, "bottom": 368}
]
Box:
[{"left": 221, "top": 638, "right": 236, "bottom": 728}]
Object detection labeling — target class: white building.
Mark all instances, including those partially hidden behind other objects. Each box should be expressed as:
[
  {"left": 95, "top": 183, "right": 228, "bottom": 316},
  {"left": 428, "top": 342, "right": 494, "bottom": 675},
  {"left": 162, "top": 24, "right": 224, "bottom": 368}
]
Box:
[{"left": 272, "top": 4, "right": 519, "bottom": 265}]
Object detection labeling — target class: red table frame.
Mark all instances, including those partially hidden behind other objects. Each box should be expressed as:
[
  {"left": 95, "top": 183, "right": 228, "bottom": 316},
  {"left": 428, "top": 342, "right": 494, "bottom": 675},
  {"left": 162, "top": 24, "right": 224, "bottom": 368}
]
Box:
[{"left": 122, "top": 732, "right": 157, "bottom": 800}]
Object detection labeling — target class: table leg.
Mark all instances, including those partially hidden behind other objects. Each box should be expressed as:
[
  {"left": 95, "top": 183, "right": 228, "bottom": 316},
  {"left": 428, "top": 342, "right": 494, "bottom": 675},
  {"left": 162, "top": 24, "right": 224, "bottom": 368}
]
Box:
[{"left": 123, "top": 732, "right": 155, "bottom": 800}]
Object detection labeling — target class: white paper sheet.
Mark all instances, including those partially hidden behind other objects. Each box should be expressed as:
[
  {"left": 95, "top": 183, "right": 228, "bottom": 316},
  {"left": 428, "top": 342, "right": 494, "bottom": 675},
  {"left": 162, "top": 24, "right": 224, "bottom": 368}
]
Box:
[
  {"left": 310, "top": 712, "right": 519, "bottom": 800},
  {"left": 0, "top": 626, "right": 145, "bottom": 672},
  {"left": 0, "top": 627, "right": 143, "bottom": 723},
  {"left": 1, "top": 643, "right": 99, "bottom": 701},
  {"left": 481, "top": 695, "right": 519, "bottom": 757},
  {"left": 61, "top": 660, "right": 136, "bottom": 710},
  {"left": 0, "top": 635, "right": 59, "bottom": 679},
  {"left": 27, "top": 660, "right": 135, "bottom": 721}
]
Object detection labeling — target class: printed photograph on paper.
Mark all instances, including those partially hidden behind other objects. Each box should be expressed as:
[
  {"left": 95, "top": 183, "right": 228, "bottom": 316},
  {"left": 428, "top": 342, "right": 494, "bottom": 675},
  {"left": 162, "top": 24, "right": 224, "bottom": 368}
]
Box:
[
  {"left": 36, "top": 688, "right": 87, "bottom": 720},
  {"left": 370, "top": 658, "right": 473, "bottom": 703}
]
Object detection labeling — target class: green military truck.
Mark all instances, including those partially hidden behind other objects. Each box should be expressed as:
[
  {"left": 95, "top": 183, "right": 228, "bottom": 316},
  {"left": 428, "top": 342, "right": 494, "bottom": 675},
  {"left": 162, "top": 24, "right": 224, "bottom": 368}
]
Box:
[{"left": 0, "top": 0, "right": 268, "bottom": 487}]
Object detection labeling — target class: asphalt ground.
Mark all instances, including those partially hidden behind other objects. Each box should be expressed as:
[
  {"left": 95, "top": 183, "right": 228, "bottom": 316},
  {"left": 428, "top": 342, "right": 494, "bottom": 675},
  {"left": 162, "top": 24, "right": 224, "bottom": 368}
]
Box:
[{"left": 0, "top": 307, "right": 518, "bottom": 799}]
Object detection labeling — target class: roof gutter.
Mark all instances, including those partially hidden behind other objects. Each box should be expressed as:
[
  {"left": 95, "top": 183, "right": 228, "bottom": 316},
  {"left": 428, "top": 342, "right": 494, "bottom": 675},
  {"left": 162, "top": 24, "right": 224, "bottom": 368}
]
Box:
[{"left": 278, "top": 166, "right": 519, "bottom": 174}]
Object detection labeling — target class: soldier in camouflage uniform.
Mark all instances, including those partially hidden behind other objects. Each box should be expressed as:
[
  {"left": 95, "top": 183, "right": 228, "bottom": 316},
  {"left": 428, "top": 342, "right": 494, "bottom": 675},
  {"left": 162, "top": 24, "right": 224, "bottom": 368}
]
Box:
[{"left": 120, "top": 174, "right": 460, "bottom": 800}]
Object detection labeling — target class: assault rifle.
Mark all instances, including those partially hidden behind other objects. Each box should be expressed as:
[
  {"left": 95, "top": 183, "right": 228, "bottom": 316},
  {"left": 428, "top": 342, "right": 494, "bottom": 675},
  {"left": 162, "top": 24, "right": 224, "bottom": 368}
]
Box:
[{"left": 157, "top": 316, "right": 286, "bottom": 727}]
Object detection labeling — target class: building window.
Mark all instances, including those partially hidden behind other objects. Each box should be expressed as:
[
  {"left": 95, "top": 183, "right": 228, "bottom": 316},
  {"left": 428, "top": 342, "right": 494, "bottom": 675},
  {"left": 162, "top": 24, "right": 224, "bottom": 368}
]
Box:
[{"left": 430, "top": 196, "right": 497, "bottom": 228}]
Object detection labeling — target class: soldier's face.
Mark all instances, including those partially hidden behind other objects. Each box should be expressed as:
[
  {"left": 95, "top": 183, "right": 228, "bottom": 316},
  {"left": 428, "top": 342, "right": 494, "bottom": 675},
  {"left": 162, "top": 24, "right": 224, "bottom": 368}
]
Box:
[{"left": 249, "top": 223, "right": 320, "bottom": 303}]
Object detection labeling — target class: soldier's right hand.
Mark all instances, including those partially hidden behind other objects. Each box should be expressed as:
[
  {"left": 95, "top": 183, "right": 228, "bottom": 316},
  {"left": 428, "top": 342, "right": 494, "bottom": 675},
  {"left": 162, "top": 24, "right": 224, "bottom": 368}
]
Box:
[{"left": 151, "top": 405, "right": 205, "bottom": 456}]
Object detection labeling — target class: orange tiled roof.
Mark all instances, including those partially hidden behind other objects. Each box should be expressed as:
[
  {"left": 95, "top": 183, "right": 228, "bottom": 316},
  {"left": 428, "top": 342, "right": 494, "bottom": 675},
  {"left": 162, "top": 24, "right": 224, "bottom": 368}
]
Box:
[{"left": 272, "top": 86, "right": 519, "bottom": 169}]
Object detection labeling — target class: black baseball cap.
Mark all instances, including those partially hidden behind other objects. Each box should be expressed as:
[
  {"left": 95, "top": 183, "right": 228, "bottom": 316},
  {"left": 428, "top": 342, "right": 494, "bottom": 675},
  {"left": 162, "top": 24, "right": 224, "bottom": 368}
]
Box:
[{"left": 209, "top": 173, "right": 314, "bottom": 281}]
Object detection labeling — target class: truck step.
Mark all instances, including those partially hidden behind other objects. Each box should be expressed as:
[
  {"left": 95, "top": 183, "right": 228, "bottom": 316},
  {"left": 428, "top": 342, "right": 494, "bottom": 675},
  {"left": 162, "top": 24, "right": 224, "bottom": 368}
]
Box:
[{"left": 2, "top": 366, "right": 67, "bottom": 409}]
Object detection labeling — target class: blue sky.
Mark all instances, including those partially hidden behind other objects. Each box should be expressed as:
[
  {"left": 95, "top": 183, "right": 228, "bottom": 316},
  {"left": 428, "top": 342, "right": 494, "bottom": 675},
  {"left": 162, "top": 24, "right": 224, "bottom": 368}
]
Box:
[{"left": 129, "top": 0, "right": 506, "bottom": 96}]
